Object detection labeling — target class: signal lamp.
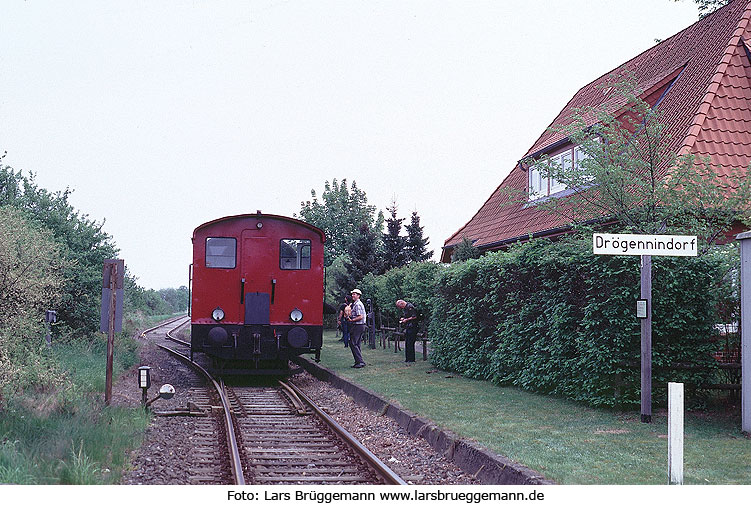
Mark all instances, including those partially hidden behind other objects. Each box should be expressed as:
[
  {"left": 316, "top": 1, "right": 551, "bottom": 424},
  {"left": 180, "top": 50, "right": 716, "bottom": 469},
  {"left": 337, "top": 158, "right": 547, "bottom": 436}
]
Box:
[
  {"left": 138, "top": 366, "right": 151, "bottom": 389},
  {"left": 212, "top": 307, "right": 225, "bottom": 321},
  {"left": 138, "top": 366, "right": 151, "bottom": 406},
  {"left": 290, "top": 308, "right": 303, "bottom": 322}
]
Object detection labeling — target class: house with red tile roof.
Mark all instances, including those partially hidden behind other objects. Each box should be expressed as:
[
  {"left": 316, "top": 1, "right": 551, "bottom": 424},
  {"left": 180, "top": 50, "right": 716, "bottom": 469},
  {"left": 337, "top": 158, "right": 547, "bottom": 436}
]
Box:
[{"left": 441, "top": 0, "right": 751, "bottom": 262}]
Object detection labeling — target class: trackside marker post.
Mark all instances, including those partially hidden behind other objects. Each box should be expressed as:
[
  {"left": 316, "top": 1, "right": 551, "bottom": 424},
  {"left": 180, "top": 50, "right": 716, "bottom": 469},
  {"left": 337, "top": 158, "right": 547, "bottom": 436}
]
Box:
[
  {"left": 668, "top": 382, "right": 684, "bottom": 484},
  {"left": 101, "top": 259, "right": 124, "bottom": 406}
]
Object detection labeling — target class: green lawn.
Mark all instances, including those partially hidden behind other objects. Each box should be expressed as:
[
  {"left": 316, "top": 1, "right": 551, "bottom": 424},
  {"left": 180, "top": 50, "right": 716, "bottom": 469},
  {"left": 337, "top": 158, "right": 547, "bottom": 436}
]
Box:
[
  {"left": 315, "top": 330, "right": 750, "bottom": 485},
  {"left": 0, "top": 335, "right": 149, "bottom": 484}
]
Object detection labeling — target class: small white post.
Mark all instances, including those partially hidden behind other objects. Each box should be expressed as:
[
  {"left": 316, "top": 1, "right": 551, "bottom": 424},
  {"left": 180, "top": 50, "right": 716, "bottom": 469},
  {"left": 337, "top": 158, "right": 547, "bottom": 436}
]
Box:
[{"left": 668, "top": 382, "right": 684, "bottom": 484}]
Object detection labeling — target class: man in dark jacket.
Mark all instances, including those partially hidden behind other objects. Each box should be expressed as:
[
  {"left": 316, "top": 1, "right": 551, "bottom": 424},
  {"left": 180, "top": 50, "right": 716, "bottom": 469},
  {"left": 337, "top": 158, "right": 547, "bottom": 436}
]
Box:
[
  {"left": 337, "top": 295, "right": 351, "bottom": 347},
  {"left": 396, "top": 299, "right": 418, "bottom": 363}
]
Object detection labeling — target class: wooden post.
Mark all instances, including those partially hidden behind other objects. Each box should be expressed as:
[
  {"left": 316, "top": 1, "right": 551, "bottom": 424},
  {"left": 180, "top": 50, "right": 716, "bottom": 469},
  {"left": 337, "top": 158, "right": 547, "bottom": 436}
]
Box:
[
  {"left": 668, "top": 382, "right": 684, "bottom": 484},
  {"left": 105, "top": 262, "right": 117, "bottom": 406},
  {"left": 738, "top": 231, "right": 751, "bottom": 434},
  {"left": 641, "top": 254, "right": 652, "bottom": 423}
]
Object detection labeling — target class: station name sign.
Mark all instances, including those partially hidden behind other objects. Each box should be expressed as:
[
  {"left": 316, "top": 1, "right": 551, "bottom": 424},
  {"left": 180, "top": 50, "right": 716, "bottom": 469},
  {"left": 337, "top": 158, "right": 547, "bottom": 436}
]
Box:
[{"left": 593, "top": 233, "right": 697, "bottom": 257}]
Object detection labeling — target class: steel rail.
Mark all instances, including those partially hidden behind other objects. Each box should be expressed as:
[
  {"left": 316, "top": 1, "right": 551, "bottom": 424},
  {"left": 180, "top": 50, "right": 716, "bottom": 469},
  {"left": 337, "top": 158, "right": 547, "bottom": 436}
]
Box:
[
  {"left": 164, "top": 317, "right": 191, "bottom": 346},
  {"left": 283, "top": 380, "right": 407, "bottom": 485},
  {"left": 139, "top": 314, "right": 188, "bottom": 338},
  {"left": 156, "top": 344, "right": 246, "bottom": 485},
  {"left": 277, "top": 380, "right": 310, "bottom": 415}
]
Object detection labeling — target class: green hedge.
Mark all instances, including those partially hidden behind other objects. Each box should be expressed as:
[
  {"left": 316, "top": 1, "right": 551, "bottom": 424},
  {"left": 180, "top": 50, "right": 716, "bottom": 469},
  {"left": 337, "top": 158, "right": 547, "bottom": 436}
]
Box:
[
  {"left": 429, "top": 238, "right": 725, "bottom": 408},
  {"left": 360, "top": 261, "right": 443, "bottom": 329}
]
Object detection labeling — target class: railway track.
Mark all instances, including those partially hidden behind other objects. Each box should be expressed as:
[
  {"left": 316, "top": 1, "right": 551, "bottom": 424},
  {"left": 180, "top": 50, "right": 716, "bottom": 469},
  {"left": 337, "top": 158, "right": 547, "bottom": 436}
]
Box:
[
  {"left": 157, "top": 336, "right": 406, "bottom": 485},
  {"left": 140, "top": 314, "right": 190, "bottom": 338}
]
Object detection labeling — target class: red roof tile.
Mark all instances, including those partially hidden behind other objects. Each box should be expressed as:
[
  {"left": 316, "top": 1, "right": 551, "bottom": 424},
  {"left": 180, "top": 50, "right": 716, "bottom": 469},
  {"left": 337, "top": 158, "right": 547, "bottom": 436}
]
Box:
[{"left": 443, "top": 0, "right": 751, "bottom": 261}]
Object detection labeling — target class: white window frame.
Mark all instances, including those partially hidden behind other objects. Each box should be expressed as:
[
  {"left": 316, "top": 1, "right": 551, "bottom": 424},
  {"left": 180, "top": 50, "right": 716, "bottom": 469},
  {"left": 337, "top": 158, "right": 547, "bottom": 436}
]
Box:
[
  {"left": 528, "top": 164, "right": 548, "bottom": 200},
  {"left": 527, "top": 141, "right": 595, "bottom": 201},
  {"left": 549, "top": 152, "right": 570, "bottom": 195}
]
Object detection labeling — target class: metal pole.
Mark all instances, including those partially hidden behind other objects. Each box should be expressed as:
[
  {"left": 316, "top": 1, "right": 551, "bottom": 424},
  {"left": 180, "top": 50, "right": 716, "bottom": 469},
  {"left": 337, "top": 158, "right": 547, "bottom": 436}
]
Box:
[
  {"left": 105, "top": 264, "right": 117, "bottom": 406},
  {"left": 641, "top": 254, "right": 652, "bottom": 423},
  {"left": 738, "top": 231, "right": 751, "bottom": 434}
]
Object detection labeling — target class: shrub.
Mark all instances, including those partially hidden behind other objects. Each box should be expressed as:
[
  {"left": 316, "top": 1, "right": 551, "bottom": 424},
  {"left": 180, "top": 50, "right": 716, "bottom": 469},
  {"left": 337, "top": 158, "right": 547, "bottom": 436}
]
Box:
[
  {"left": 360, "top": 261, "right": 444, "bottom": 329},
  {"left": 0, "top": 206, "right": 71, "bottom": 407},
  {"left": 430, "top": 237, "right": 724, "bottom": 408}
]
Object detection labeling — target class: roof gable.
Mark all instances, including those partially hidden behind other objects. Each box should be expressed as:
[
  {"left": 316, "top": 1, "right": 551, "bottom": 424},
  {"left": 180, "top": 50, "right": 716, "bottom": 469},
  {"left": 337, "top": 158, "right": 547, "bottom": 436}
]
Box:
[
  {"left": 442, "top": 0, "right": 751, "bottom": 261},
  {"left": 680, "top": 34, "right": 751, "bottom": 184}
]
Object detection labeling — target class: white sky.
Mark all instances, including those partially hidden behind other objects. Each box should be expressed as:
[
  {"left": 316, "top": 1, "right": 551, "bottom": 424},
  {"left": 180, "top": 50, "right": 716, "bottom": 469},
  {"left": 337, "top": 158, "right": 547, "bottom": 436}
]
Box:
[{"left": 0, "top": 0, "right": 702, "bottom": 290}]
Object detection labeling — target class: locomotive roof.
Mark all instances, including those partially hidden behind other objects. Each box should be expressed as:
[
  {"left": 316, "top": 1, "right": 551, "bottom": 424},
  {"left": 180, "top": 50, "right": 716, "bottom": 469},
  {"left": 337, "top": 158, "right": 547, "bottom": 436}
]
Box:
[{"left": 193, "top": 213, "right": 325, "bottom": 242}]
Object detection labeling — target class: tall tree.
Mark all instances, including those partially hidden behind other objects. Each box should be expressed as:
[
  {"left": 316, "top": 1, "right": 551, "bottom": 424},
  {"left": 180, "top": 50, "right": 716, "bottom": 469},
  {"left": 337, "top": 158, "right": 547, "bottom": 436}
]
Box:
[
  {"left": 0, "top": 157, "right": 119, "bottom": 332},
  {"left": 405, "top": 210, "right": 433, "bottom": 262},
  {"left": 335, "top": 223, "right": 381, "bottom": 295},
  {"left": 380, "top": 199, "right": 407, "bottom": 272},
  {"left": 299, "top": 178, "right": 382, "bottom": 267}
]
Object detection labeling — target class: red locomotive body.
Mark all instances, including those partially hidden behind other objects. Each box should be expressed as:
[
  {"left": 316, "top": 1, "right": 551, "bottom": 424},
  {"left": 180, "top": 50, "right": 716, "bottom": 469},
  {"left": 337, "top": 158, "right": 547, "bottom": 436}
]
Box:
[{"left": 190, "top": 212, "right": 324, "bottom": 374}]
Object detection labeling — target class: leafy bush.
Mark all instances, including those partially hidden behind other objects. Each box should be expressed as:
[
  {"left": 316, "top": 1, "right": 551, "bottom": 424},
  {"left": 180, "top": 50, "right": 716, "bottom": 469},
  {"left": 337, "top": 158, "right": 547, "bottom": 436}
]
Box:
[
  {"left": 0, "top": 206, "right": 71, "bottom": 407},
  {"left": 430, "top": 237, "right": 726, "bottom": 408},
  {"left": 1, "top": 163, "right": 118, "bottom": 334},
  {"left": 360, "top": 261, "right": 444, "bottom": 329}
]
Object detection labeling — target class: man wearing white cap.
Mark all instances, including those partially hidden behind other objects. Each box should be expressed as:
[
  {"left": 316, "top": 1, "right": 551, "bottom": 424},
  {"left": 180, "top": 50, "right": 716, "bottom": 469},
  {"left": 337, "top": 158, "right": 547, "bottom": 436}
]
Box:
[{"left": 347, "top": 289, "right": 367, "bottom": 368}]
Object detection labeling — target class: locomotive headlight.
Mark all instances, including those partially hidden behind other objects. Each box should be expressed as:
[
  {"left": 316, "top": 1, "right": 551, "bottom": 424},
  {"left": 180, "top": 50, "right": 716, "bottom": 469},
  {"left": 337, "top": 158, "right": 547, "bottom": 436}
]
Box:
[
  {"left": 290, "top": 308, "right": 303, "bottom": 322},
  {"left": 212, "top": 307, "right": 225, "bottom": 321}
]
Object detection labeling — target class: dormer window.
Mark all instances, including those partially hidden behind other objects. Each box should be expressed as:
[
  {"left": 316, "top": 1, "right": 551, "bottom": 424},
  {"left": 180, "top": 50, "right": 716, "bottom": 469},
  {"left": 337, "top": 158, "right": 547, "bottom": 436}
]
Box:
[
  {"left": 528, "top": 148, "right": 573, "bottom": 200},
  {"left": 527, "top": 141, "right": 595, "bottom": 201}
]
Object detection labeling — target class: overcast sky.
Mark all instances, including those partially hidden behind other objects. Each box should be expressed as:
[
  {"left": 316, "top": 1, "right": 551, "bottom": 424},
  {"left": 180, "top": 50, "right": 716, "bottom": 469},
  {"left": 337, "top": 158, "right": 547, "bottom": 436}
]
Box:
[{"left": 0, "top": 0, "right": 702, "bottom": 290}]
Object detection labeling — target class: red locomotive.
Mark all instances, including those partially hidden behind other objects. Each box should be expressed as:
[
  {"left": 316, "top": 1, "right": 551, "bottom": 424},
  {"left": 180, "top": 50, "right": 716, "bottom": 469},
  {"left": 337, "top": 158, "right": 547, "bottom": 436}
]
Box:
[{"left": 189, "top": 212, "right": 324, "bottom": 374}]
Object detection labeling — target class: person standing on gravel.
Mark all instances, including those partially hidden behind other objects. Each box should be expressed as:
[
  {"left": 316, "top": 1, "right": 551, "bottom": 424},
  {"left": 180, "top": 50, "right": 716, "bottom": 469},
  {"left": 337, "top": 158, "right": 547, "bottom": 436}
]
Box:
[{"left": 347, "top": 289, "right": 367, "bottom": 368}]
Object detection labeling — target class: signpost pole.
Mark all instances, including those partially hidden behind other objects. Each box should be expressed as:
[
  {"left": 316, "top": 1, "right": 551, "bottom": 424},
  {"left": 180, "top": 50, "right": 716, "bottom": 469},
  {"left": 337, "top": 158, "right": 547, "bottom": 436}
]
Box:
[
  {"left": 640, "top": 254, "right": 652, "bottom": 423},
  {"left": 593, "top": 233, "right": 697, "bottom": 425}
]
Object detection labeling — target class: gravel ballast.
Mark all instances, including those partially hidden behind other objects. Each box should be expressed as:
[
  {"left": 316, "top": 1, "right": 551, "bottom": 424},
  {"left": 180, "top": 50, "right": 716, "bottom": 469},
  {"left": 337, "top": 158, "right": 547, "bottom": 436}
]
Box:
[{"left": 115, "top": 333, "right": 480, "bottom": 485}]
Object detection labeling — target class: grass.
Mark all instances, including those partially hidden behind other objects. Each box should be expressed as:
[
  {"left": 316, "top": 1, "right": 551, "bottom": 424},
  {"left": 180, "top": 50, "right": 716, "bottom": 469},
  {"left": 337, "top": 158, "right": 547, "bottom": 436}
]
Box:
[
  {"left": 0, "top": 329, "right": 151, "bottom": 484},
  {"left": 316, "top": 330, "right": 751, "bottom": 484}
]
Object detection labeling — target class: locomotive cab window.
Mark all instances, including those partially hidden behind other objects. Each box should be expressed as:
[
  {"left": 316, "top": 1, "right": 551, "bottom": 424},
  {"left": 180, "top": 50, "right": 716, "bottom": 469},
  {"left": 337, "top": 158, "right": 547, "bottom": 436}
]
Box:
[
  {"left": 205, "top": 237, "right": 237, "bottom": 268},
  {"left": 280, "top": 239, "right": 311, "bottom": 270}
]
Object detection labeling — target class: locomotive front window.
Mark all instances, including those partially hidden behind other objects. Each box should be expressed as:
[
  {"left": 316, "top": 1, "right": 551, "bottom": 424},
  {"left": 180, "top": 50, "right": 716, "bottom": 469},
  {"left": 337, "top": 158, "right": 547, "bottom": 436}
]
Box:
[
  {"left": 280, "top": 239, "right": 311, "bottom": 270},
  {"left": 205, "top": 237, "right": 236, "bottom": 268}
]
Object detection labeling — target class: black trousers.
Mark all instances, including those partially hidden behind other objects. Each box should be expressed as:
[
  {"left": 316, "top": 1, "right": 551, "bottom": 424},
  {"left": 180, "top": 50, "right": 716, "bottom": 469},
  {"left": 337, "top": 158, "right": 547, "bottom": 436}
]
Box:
[{"left": 404, "top": 326, "right": 418, "bottom": 362}]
